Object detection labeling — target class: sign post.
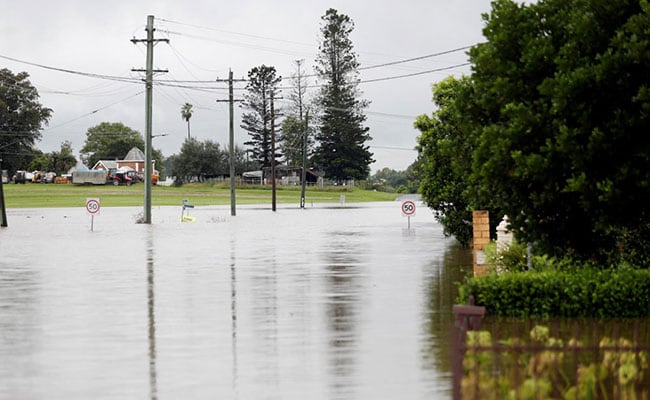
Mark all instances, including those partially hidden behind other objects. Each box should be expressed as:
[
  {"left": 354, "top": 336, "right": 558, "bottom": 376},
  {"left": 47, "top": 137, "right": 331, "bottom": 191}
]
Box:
[
  {"left": 86, "top": 198, "right": 100, "bottom": 231},
  {"left": 401, "top": 200, "right": 416, "bottom": 230}
]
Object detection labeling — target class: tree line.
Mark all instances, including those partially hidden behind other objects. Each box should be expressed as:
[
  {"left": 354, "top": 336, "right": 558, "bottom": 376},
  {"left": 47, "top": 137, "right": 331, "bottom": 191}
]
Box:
[{"left": 0, "top": 9, "right": 375, "bottom": 184}]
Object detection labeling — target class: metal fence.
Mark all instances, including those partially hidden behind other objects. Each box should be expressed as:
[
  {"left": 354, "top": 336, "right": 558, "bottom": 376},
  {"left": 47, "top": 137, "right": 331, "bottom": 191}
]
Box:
[{"left": 452, "top": 303, "right": 650, "bottom": 400}]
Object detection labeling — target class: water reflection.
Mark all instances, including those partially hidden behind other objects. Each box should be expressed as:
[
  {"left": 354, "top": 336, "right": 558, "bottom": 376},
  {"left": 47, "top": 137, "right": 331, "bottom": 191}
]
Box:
[
  {"left": 230, "top": 237, "right": 238, "bottom": 399},
  {"left": 421, "top": 241, "right": 473, "bottom": 390},
  {"left": 0, "top": 262, "right": 40, "bottom": 398},
  {"left": 146, "top": 228, "right": 157, "bottom": 400},
  {"left": 0, "top": 204, "right": 462, "bottom": 399},
  {"left": 323, "top": 230, "right": 364, "bottom": 400},
  {"left": 250, "top": 252, "right": 279, "bottom": 392}
]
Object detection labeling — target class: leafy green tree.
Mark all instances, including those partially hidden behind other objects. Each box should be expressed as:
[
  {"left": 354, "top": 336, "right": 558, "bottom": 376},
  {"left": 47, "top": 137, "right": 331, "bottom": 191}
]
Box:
[
  {"left": 281, "top": 60, "right": 314, "bottom": 167},
  {"left": 403, "top": 162, "right": 421, "bottom": 194},
  {"left": 416, "top": 76, "right": 486, "bottom": 246},
  {"left": 367, "top": 168, "right": 410, "bottom": 193},
  {"left": 81, "top": 122, "right": 145, "bottom": 168},
  {"left": 466, "top": 0, "right": 650, "bottom": 262},
  {"left": 312, "top": 8, "right": 373, "bottom": 183},
  {"left": 171, "top": 138, "right": 227, "bottom": 183},
  {"left": 0, "top": 68, "right": 52, "bottom": 173},
  {"left": 233, "top": 143, "right": 259, "bottom": 174},
  {"left": 240, "top": 65, "right": 282, "bottom": 168},
  {"left": 281, "top": 60, "right": 310, "bottom": 166},
  {"left": 29, "top": 141, "right": 77, "bottom": 175},
  {"left": 281, "top": 116, "right": 308, "bottom": 166},
  {"left": 51, "top": 140, "right": 77, "bottom": 175}
]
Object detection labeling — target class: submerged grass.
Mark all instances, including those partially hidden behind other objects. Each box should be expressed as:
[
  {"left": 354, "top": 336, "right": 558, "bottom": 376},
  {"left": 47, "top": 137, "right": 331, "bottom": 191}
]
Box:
[{"left": 2, "top": 182, "right": 399, "bottom": 208}]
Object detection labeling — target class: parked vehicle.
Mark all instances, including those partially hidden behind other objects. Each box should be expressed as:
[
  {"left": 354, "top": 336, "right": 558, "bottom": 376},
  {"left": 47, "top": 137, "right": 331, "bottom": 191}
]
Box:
[
  {"left": 13, "top": 170, "right": 28, "bottom": 184},
  {"left": 32, "top": 171, "right": 56, "bottom": 183},
  {"left": 107, "top": 172, "right": 133, "bottom": 186},
  {"left": 125, "top": 170, "right": 143, "bottom": 183}
]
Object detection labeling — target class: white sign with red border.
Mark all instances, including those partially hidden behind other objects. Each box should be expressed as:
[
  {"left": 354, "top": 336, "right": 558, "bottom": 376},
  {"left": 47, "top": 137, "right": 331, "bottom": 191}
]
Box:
[
  {"left": 86, "top": 198, "right": 101, "bottom": 215},
  {"left": 401, "top": 200, "right": 416, "bottom": 217}
]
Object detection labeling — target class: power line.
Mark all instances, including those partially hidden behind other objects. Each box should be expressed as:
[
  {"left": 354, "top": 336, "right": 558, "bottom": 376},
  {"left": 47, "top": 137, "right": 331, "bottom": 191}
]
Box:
[
  {"left": 0, "top": 54, "right": 143, "bottom": 84},
  {"left": 44, "top": 91, "right": 145, "bottom": 131},
  {"left": 371, "top": 145, "right": 417, "bottom": 151},
  {"left": 2, "top": 44, "right": 472, "bottom": 92},
  {"left": 359, "top": 46, "right": 473, "bottom": 71},
  {"left": 360, "top": 62, "right": 470, "bottom": 84}
]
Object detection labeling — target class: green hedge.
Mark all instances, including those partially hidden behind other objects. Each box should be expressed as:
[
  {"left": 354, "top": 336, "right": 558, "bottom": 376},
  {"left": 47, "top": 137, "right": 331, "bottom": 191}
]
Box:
[{"left": 458, "top": 268, "right": 650, "bottom": 318}]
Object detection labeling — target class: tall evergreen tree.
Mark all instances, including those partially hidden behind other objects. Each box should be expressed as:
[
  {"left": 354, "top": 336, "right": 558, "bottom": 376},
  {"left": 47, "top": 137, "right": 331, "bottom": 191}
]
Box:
[
  {"left": 313, "top": 8, "right": 373, "bottom": 183},
  {"left": 240, "top": 65, "right": 282, "bottom": 168}
]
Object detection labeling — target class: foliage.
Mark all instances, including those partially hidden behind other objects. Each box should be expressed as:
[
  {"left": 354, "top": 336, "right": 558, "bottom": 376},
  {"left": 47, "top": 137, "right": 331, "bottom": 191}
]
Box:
[
  {"left": 312, "top": 8, "right": 373, "bottom": 182},
  {"left": 28, "top": 141, "right": 77, "bottom": 175},
  {"left": 81, "top": 122, "right": 143, "bottom": 168},
  {"left": 484, "top": 240, "right": 529, "bottom": 273},
  {"left": 462, "top": 326, "right": 649, "bottom": 399},
  {"left": 281, "top": 116, "right": 309, "bottom": 166},
  {"left": 170, "top": 138, "right": 227, "bottom": 182},
  {"left": 458, "top": 267, "right": 650, "bottom": 317},
  {"left": 464, "top": 0, "right": 650, "bottom": 263},
  {"left": 240, "top": 65, "right": 282, "bottom": 168},
  {"left": 365, "top": 167, "right": 417, "bottom": 193},
  {"left": 0, "top": 68, "right": 52, "bottom": 174},
  {"left": 415, "top": 0, "right": 650, "bottom": 261},
  {"left": 415, "top": 76, "right": 499, "bottom": 246},
  {"left": 281, "top": 60, "right": 314, "bottom": 167},
  {"left": 233, "top": 143, "right": 260, "bottom": 173}
]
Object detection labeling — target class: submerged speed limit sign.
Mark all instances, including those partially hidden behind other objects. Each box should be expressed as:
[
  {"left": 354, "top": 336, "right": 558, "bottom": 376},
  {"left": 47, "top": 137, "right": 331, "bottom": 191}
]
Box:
[
  {"left": 86, "top": 198, "right": 100, "bottom": 231},
  {"left": 401, "top": 200, "right": 416, "bottom": 216},
  {"left": 86, "top": 198, "right": 100, "bottom": 215}
]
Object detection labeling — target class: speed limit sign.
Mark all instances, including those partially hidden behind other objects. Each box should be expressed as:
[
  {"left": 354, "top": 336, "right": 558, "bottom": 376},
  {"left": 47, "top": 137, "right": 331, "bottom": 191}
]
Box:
[
  {"left": 86, "top": 198, "right": 100, "bottom": 215},
  {"left": 401, "top": 200, "right": 416, "bottom": 216}
]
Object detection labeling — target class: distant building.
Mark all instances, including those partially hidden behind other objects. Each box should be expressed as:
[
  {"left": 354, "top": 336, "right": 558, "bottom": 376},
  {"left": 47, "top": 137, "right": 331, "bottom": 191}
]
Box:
[
  {"left": 260, "top": 166, "right": 321, "bottom": 185},
  {"left": 91, "top": 147, "right": 154, "bottom": 173}
]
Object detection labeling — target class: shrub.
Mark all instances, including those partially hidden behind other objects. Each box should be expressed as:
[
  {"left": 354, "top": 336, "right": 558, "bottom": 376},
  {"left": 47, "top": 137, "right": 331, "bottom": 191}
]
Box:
[
  {"left": 458, "top": 268, "right": 650, "bottom": 317},
  {"left": 484, "top": 240, "right": 529, "bottom": 273}
]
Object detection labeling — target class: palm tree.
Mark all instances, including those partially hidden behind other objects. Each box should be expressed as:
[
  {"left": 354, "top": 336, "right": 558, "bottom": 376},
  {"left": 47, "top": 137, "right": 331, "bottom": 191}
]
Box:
[{"left": 181, "top": 103, "right": 193, "bottom": 140}]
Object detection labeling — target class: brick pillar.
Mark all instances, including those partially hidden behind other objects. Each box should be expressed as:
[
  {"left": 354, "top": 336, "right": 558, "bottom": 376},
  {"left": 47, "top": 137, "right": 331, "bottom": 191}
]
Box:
[{"left": 472, "top": 210, "right": 490, "bottom": 276}]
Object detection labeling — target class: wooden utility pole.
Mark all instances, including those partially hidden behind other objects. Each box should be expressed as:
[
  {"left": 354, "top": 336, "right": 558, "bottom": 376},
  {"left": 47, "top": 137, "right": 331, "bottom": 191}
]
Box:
[
  {"left": 271, "top": 91, "right": 277, "bottom": 212},
  {"left": 300, "top": 111, "right": 309, "bottom": 209},
  {"left": 0, "top": 158, "right": 7, "bottom": 227},
  {"left": 132, "top": 15, "right": 168, "bottom": 224},
  {"left": 216, "top": 71, "right": 245, "bottom": 217},
  {"left": 228, "top": 70, "right": 236, "bottom": 216}
]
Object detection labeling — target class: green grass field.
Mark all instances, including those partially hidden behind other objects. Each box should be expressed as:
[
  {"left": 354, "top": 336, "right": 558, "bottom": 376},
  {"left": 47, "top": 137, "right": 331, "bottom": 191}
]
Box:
[{"left": 1, "top": 182, "right": 399, "bottom": 208}]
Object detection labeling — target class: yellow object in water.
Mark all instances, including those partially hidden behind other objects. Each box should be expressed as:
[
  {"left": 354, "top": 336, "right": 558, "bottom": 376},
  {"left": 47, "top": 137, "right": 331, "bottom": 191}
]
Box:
[{"left": 181, "top": 215, "right": 196, "bottom": 222}]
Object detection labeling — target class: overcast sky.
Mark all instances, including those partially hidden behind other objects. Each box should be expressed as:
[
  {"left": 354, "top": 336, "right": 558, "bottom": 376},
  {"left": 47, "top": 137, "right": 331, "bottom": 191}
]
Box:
[{"left": 1, "top": 0, "right": 492, "bottom": 172}]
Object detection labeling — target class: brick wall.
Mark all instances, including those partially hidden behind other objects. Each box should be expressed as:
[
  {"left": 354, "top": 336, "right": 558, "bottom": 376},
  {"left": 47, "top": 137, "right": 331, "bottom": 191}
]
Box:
[{"left": 472, "top": 210, "right": 490, "bottom": 276}]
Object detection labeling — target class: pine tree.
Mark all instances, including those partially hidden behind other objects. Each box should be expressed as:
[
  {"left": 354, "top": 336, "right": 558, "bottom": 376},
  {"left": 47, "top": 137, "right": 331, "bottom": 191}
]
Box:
[
  {"left": 313, "top": 8, "right": 373, "bottom": 183},
  {"left": 240, "top": 65, "right": 282, "bottom": 168}
]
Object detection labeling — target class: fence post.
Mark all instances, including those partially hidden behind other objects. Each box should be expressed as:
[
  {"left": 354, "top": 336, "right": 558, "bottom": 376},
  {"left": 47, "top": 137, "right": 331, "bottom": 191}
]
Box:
[{"left": 451, "top": 296, "right": 485, "bottom": 400}]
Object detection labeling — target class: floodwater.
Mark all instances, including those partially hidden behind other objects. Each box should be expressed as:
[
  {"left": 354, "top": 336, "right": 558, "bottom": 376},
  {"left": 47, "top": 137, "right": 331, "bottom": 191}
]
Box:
[{"left": 0, "top": 201, "right": 471, "bottom": 400}]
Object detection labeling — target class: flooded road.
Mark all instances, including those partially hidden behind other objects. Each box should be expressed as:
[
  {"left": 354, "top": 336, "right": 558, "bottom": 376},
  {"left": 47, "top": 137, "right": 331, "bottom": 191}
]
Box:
[{"left": 0, "top": 202, "right": 471, "bottom": 399}]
